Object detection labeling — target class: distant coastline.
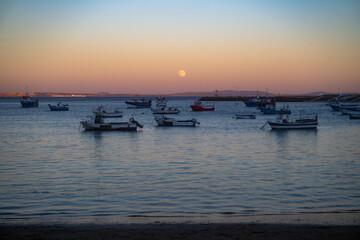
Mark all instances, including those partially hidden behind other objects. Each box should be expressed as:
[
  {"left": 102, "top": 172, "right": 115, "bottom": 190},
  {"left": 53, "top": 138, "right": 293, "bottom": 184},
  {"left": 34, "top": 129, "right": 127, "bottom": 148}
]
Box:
[{"left": 1, "top": 91, "right": 359, "bottom": 102}]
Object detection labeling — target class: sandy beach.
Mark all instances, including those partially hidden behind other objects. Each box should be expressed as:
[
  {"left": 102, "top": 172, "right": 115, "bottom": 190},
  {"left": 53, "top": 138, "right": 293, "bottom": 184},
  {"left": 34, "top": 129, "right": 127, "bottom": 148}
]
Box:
[
  {"left": 1, "top": 213, "right": 360, "bottom": 240},
  {"left": 1, "top": 223, "right": 359, "bottom": 240}
]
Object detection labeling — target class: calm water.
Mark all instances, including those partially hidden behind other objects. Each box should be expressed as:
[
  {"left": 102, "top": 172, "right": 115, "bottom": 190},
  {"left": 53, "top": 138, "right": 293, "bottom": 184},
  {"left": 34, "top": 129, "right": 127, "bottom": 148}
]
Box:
[{"left": 0, "top": 97, "right": 359, "bottom": 223}]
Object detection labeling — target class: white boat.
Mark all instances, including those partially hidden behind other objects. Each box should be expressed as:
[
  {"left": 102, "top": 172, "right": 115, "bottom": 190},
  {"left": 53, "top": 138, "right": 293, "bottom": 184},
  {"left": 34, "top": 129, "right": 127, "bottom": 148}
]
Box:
[
  {"left": 81, "top": 115, "right": 142, "bottom": 131},
  {"left": 152, "top": 106, "right": 180, "bottom": 114},
  {"left": 93, "top": 106, "right": 123, "bottom": 118},
  {"left": 266, "top": 115, "right": 318, "bottom": 130},
  {"left": 154, "top": 116, "right": 200, "bottom": 127},
  {"left": 234, "top": 113, "right": 256, "bottom": 119}
]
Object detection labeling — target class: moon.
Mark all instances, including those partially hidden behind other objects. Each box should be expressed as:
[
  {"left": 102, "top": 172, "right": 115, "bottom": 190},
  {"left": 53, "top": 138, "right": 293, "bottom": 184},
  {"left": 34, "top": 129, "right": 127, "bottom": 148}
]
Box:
[{"left": 178, "top": 70, "right": 186, "bottom": 78}]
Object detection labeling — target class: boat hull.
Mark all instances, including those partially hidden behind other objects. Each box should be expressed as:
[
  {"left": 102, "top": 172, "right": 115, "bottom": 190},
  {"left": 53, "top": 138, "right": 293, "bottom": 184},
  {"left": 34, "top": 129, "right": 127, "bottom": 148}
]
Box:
[
  {"left": 20, "top": 100, "right": 39, "bottom": 108},
  {"left": 49, "top": 105, "right": 69, "bottom": 111},
  {"left": 268, "top": 121, "right": 318, "bottom": 130},
  {"left": 125, "top": 101, "right": 151, "bottom": 108},
  {"left": 243, "top": 101, "right": 258, "bottom": 107},
  {"left": 152, "top": 107, "right": 180, "bottom": 114},
  {"left": 190, "top": 105, "right": 215, "bottom": 111},
  {"left": 80, "top": 121, "right": 138, "bottom": 131},
  {"left": 92, "top": 112, "right": 123, "bottom": 118},
  {"left": 152, "top": 110, "right": 180, "bottom": 114},
  {"left": 235, "top": 114, "right": 256, "bottom": 119},
  {"left": 155, "top": 117, "right": 199, "bottom": 127}
]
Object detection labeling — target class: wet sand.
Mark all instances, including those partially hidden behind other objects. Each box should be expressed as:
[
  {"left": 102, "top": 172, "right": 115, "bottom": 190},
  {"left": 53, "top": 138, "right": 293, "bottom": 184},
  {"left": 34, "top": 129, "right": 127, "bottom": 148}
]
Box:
[
  {"left": 1, "top": 213, "right": 360, "bottom": 240},
  {"left": 1, "top": 223, "right": 360, "bottom": 240}
]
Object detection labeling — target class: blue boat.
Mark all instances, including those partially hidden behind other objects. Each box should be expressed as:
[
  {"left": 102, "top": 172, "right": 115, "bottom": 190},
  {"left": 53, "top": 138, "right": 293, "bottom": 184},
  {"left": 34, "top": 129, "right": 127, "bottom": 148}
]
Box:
[
  {"left": 125, "top": 98, "right": 152, "bottom": 108},
  {"left": 20, "top": 95, "right": 39, "bottom": 108},
  {"left": 260, "top": 106, "right": 291, "bottom": 115},
  {"left": 243, "top": 98, "right": 259, "bottom": 107},
  {"left": 48, "top": 102, "right": 69, "bottom": 111}
]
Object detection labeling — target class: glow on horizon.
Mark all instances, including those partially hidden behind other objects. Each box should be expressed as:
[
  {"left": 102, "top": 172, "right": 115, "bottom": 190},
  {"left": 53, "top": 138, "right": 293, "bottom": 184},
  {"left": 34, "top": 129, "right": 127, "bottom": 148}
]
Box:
[{"left": 0, "top": 0, "right": 359, "bottom": 94}]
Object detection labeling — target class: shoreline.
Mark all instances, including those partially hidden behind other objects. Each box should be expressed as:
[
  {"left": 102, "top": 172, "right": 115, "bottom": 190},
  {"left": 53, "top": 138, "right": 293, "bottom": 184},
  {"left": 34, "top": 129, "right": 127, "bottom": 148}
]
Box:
[
  {"left": 2, "top": 212, "right": 359, "bottom": 239},
  {"left": 1, "top": 222, "right": 359, "bottom": 240},
  {"left": 2, "top": 212, "right": 359, "bottom": 225}
]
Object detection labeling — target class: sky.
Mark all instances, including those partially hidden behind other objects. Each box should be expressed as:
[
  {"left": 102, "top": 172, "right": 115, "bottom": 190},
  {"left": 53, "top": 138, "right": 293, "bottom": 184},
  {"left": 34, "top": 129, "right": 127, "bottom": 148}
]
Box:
[{"left": 0, "top": 0, "right": 359, "bottom": 94}]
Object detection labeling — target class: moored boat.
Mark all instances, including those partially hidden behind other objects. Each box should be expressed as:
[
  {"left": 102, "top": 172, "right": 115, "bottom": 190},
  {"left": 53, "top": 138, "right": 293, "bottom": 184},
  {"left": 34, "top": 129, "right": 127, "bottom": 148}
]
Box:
[
  {"left": 93, "top": 105, "right": 122, "bottom": 118},
  {"left": 329, "top": 102, "right": 359, "bottom": 111},
  {"left": 152, "top": 106, "right": 180, "bottom": 114},
  {"left": 151, "top": 97, "right": 180, "bottom": 114},
  {"left": 80, "top": 115, "right": 142, "bottom": 131},
  {"left": 125, "top": 98, "right": 152, "bottom": 108},
  {"left": 154, "top": 116, "right": 200, "bottom": 127},
  {"left": 234, "top": 114, "right": 256, "bottom": 119},
  {"left": 267, "top": 115, "right": 318, "bottom": 130},
  {"left": 190, "top": 100, "right": 215, "bottom": 111},
  {"left": 48, "top": 102, "right": 69, "bottom": 111},
  {"left": 20, "top": 92, "right": 39, "bottom": 108},
  {"left": 243, "top": 94, "right": 275, "bottom": 108}
]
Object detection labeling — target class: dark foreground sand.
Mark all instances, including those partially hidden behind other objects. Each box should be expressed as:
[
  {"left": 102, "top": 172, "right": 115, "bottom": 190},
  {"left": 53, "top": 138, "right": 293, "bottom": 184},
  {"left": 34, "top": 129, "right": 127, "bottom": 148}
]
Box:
[{"left": 1, "top": 223, "right": 360, "bottom": 240}]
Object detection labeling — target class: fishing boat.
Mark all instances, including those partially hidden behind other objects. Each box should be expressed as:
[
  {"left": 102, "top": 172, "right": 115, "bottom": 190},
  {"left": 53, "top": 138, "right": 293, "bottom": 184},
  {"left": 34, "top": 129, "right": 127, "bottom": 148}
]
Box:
[
  {"left": 266, "top": 115, "right": 318, "bottom": 130},
  {"left": 125, "top": 98, "right": 152, "bottom": 108},
  {"left": 48, "top": 102, "right": 69, "bottom": 111},
  {"left": 93, "top": 105, "right": 122, "bottom": 118},
  {"left": 330, "top": 102, "right": 359, "bottom": 111},
  {"left": 154, "top": 116, "right": 200, "bottom": 127},
  {"left": 80, "top": 114, "right": 142, "bottom": 131},
  {"left": 20, "top": 92, "right": 39, "bottom": 108},
  {"left": 260, "top": 106, "right": 291, "bottom": 115},
  {"left": 234, "top": 114, "right": 256, "bottom": 119},
  {"left": 155, "top": 96, "right": 167, "bottom": 106},
  {"left": 151, "top": 97, "right": 180, "bottom": 114},
  {"left": 243, "top": 96, "right": 260, "bottom": 107},
  {"left": 349, "top": 114, "right": 360, "bottom": 119},
  {"left": 152, "top": 106, "right": 180, "bottom": 114},
  {"left": 243, "top": 93, "right": 275, "bottom": 108},
  {"left": 190, "top": 100, "right": 215, "bottom": 111}
]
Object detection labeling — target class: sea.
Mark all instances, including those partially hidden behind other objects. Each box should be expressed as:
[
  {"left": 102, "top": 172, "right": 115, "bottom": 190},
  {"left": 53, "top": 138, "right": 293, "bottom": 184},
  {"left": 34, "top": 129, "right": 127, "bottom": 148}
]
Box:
[{"left": 0, "top": 97, "right": 359, "bottom": 224}]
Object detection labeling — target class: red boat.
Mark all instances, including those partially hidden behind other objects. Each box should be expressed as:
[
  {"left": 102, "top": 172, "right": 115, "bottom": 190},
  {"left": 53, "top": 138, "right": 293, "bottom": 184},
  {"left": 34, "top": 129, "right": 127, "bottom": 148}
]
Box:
[{"left": 190, "top": 100, "right": 215, "bottom": 111}]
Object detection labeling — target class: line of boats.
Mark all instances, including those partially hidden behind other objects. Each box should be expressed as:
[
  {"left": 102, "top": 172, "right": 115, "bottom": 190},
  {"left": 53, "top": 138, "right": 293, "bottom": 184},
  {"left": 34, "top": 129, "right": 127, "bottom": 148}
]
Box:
[{"left": 19, "top": 94, "right": 359, "bottom": 132}]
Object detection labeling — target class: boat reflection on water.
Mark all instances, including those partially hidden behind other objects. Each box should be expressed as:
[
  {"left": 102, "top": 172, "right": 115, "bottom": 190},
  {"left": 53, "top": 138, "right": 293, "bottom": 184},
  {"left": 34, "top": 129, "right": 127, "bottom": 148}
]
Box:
[{"left": 268, "top": 129, "right": 318, "bottom": 160}]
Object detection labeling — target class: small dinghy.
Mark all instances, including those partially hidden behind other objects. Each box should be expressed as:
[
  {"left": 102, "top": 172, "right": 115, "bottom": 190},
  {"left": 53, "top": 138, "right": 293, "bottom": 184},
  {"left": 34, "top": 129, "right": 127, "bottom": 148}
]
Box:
[
  {"left": 234, "top": 114, "right": 256, "bottom": 119},
  {"left": 81, "top": 114, "right": 142, "bottom": 131},
  {"left": 93, "top": 105, "right": 122, "bottom": 118},
  {"left": 154, "top": 116, "right": 200, "bottom": 127},
  {"left": 48, "top": 102, "right": 69, "bottom": 111}
]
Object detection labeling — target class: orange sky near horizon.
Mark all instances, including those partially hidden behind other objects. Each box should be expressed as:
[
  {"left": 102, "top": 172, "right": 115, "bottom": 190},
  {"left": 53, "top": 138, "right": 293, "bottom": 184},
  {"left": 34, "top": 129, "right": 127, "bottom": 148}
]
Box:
[{"left": 1, "top": 0, "right": 359, "bottom": 94}]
